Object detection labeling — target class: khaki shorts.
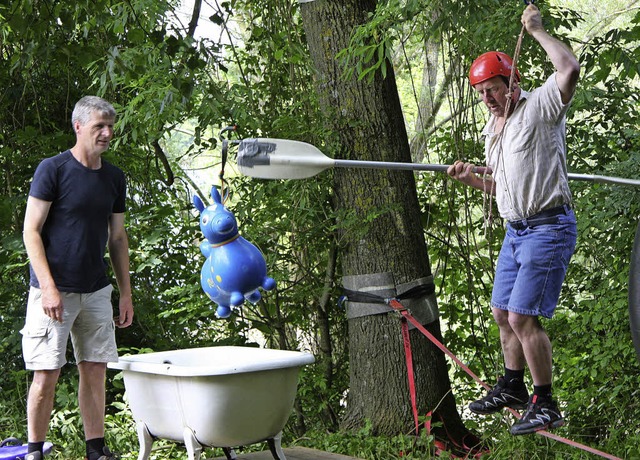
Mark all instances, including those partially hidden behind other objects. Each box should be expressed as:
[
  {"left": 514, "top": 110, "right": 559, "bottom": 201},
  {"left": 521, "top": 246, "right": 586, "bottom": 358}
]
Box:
[{"left": 21, "top": 285, "right": 118, "bottom": 370}]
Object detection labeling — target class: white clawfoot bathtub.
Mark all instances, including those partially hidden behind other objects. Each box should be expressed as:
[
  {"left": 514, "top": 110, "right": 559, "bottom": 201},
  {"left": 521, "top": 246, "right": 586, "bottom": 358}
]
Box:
[{"left": 108, "top": 346, "right": 315, "bottom": 460}]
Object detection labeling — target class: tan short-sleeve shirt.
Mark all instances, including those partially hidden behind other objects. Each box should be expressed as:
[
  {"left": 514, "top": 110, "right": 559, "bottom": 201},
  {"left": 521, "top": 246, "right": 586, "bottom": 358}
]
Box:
[{"left": 483, "top": 74, "right": 573, "bottom": 221}]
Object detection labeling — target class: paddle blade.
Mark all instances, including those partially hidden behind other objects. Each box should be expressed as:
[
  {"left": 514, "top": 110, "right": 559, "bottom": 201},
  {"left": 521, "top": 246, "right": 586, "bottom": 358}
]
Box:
[{"left": 236, "top": 138, "right": 335, "bottom": 179}]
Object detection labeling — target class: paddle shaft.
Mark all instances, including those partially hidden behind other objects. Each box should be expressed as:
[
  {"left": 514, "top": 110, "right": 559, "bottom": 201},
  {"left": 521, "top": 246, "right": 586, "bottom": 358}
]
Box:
[
  {"left": 333, "top": 159, "right": 489, "bottom": 175},
  {"left": 335, "top": 159, "right": 640, "bottom": 186},
  {"left": 255, "top": 154, "right": 640, "bottom": 186}
]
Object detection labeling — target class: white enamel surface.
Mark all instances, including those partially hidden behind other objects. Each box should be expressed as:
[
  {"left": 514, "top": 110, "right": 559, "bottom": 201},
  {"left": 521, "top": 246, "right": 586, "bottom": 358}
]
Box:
[{"left": 108, "top": 346, "right": 314, "bottom": 448}]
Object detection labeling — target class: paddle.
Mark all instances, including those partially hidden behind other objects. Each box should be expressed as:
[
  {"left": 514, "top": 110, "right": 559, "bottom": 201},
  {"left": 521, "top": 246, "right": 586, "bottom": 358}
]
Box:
[
  {"left": 236, "top": 138, "right": 640, "bottom": 187},
  {"left": 236, "top": 138, "right": 488, "bottom": 179}
]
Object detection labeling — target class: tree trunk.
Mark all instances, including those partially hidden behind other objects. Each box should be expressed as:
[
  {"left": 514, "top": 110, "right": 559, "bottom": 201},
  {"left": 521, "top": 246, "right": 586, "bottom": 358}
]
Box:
[{"left": 299, "top": 0, "right": 473, "bottom": 441}]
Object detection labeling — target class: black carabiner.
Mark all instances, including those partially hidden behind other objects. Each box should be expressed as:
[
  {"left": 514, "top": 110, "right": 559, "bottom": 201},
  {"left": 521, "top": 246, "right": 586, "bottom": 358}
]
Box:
[{"left": 523, "top": 0, "right": 535, "bottom": 4}]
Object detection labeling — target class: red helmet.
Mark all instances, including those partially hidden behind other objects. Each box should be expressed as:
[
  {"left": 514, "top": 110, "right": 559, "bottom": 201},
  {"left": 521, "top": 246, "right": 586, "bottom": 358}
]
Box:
[{"left": 469, "top": 51, "right": 520, "bottom": 86}]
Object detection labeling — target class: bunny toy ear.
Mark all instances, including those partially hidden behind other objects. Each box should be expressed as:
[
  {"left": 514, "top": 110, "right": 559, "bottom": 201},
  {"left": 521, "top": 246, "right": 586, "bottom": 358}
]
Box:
[
  {"left": 211, "top": 186, "right": 222, "bottom": 204},
  {"left": 193, "top": 194, "right": 205, "bottom": 212}
]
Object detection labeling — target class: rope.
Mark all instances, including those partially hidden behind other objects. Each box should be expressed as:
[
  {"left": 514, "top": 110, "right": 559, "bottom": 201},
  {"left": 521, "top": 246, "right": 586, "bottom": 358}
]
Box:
[
  {"left": 482, "top": 3, "right": 529, "bottom": 232},
  {"left": 218, "top": 125, "right": 236, "bottom": 204},
  {"left": 506, "top": 1, "right": 537, "bottom": 117},
  {"left": 503, "top": 24, "right": 526, "bottom": 121},
  {"left": 488, "top": 17, "right": 527, "bottom": 219},
  {"left": 480, "top": 8, "right": 528, "bottom": 239}
]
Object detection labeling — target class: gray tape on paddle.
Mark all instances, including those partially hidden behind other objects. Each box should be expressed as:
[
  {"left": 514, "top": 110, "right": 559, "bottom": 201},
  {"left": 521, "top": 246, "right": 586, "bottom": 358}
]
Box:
[{"left": 342, "top": 272, "right": 439, "bottom": 327}]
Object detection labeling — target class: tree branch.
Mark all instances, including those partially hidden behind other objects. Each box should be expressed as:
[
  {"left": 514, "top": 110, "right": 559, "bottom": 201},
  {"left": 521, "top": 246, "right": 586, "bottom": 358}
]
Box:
[
  {"left": 187, "top": 0, "right": 203, "bottom": 38},
  {"left": 152, "top": 139, "right": 175, "bottom": 186}
]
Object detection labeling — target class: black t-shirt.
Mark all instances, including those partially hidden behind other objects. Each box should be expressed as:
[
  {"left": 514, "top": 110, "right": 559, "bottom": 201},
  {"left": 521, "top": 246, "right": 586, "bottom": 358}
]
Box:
[{"left": 28, "top": 150, "right": 127, "bottom": 293}]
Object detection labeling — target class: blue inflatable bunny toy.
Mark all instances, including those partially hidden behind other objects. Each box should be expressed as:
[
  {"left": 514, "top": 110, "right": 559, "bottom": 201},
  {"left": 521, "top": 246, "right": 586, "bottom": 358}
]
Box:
[{"left": 193, "top": 186, "right": 276, "bottom": 318}]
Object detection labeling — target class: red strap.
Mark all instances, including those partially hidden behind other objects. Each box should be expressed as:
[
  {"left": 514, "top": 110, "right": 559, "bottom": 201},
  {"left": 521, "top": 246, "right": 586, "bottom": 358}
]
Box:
[
  {"left": 388, "top": 299, "right": 491, "bottom": 393},
  {"left": 388, "top": 299, "right": 622, "bottom": 460},
  {"left": 509, "top": 407, "right": 623, "bottom": 460},
  {"left": 400, "top": 316, "right": 420, "bottom": 435}
]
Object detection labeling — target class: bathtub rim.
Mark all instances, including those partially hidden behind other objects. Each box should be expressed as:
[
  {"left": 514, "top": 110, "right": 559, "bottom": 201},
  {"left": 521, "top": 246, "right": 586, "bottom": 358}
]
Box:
[{"left": 107, "top": 345, "right": 315, "bottom": 377}]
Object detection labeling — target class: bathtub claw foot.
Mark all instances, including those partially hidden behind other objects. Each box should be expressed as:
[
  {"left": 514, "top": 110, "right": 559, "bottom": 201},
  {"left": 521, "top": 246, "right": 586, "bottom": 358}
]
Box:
[
  {"left": 222, "top": 447, "right": 237, "bottom": 460},
  {"left": 184, "top": 427, "right": 203, "bottom": 460},
  {"left": 136, "top": 421, "right": 154, "bottom": 460},
  {"left": 267, "top": 431, "right": 286, "bottom": 460}
]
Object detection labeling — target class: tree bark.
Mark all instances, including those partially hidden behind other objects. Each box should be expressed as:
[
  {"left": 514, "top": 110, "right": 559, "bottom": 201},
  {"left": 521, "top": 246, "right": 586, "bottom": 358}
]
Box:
[{"left": 299, "top": 0, "right": 472, "bottom": 441}]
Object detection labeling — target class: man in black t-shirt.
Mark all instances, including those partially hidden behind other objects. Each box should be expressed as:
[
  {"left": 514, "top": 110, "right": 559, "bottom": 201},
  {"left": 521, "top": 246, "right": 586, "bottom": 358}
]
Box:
[{"left": 21, "top": 96, "right": 134, "bottom": 460}]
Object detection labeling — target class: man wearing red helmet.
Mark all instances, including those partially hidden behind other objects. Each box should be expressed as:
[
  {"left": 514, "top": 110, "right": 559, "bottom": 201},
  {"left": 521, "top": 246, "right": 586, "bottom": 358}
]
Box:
[{"left": 448, "top": 4, "right": 580, "bottom": 435}]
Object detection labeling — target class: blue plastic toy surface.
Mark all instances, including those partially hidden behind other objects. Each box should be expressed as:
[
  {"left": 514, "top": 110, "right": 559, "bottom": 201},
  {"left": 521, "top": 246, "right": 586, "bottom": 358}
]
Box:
[
  {"left": 193, "top": 187, "right": 276, "bottom": 318},
  {"left": 0, "top": 439, "right": 53, "bottom": 460}
]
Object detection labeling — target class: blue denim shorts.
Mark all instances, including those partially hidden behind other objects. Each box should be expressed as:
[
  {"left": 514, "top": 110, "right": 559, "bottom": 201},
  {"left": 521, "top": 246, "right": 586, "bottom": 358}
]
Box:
[{"left": 491, "top": 210, "right": 577, "bottom": 318}]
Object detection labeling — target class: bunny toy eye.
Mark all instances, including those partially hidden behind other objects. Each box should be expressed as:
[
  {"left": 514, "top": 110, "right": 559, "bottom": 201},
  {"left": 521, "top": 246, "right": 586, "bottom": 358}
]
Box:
[{"left": 201, "top": 215, "right": 209, "bottom": 225}]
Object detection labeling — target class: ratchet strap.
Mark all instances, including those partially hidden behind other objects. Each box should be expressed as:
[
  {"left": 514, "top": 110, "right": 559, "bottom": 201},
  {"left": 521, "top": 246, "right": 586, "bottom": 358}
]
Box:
[{"left": 340, "top": 288, "right": 623, "bottom": 459}]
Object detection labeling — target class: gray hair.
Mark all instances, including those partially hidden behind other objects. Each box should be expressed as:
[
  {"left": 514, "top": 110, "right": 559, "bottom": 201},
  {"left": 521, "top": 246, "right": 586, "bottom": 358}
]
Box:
[{"left": 71, "top": 96, "right": 116, "bottom": 126}]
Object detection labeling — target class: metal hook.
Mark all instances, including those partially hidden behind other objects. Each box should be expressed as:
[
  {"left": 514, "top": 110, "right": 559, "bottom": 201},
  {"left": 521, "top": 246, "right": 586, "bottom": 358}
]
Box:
[{"left": 219, "top": 125, "right": 237, "bottom": 141}]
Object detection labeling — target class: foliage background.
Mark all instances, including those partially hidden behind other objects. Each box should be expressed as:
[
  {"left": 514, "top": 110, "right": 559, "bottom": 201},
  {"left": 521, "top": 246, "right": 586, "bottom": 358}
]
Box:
[{"left": 1, "top": 0, "right": 639, "bottom": 458}]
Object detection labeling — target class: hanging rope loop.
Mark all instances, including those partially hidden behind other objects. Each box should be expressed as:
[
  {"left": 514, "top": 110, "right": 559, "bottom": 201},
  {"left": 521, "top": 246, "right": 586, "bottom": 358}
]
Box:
[{"left": 505, "top": 0, "right": 535, "bottom": 117}]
